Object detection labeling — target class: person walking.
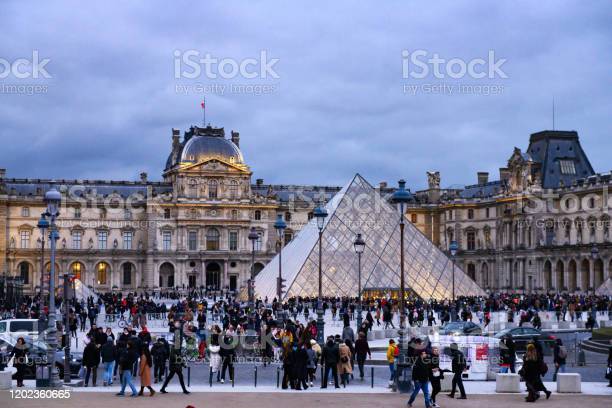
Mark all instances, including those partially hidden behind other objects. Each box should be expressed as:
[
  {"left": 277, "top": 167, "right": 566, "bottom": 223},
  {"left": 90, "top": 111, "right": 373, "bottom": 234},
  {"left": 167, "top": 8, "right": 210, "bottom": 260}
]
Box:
[
  {"left": 386, "top": 339, "right": 398, "bottom": 388},
  {"left": 116, "top": 340, "right": 138, "bottom": 397},
  {"left": 8, "top": 337, "right": 28, "bottom": 387},
  {"left": 100, "top": 337, "right": 116, "bottom": 386},
  {"left": 207, "top": 333, "right": 222, "bottom": 382},
  {"left": 499, "top": 334, "right": 516, "bottom": 373},
  {"left": 159, "top": 347, "right": 190, "bottom": 394},
  {"left": 429, "top": 347, "right": 445, "bottom": 408},
  {"left": 519, "top": 343, "right": 551, "bottom": 402},
  {"left": 407, "top": 350, "right": 432, "bottom": 408},
  {"left": 552, "top": 338, "right": 567, "bottom": 381},
  {"left": 293, "top": 343, "right": 309, "bottom": 390},
  {"left": 83, "top": 337, "right": 100, "bottom": 387},
  {"left": 151, "top": 337, "right": 168, "bottom": 384},
  {"left": 447, "top": 343, "right": 467, "bottom": 399},
  {"left": 338, "top": 339, "right": 353, "bottom": 386},
  {"left": 138, "top": 345, "right": 156, "bottom": 396},
  {"left": 306, "top": 341, "right": 318, "bottom": 387},
  {"left": 354, "top": 331, "right": 371, "bottom": 380},
  {"left": 321, "top": 336, "right": 340, "bottom": 388}
]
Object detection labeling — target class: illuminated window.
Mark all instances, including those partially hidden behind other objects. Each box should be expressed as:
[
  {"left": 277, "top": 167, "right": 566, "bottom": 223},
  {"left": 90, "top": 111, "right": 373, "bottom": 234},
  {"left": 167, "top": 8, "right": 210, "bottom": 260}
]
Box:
[
  {"left": 71, "top": 262, "right": 82, "bottom": 281},
  {"left": 411, "top": 214, "right": 417, "bottom": 223},
  {"left": 97, "top": 262, "right": 108, "bottom": 285},
  {"left": 559, "top": 160, "right": 576, "bottom": 175}
]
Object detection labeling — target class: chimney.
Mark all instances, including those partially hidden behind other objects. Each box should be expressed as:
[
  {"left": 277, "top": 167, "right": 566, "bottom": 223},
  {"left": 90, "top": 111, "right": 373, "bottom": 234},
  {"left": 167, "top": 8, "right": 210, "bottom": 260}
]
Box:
[
  {"left": 172, "top": 128, "right": 180, "bottom": 148},
  {"left": 140, "top": 172, "right": 148, "bottom": 183},
  {"left": 231, "top": 130, "right": 240, "bottom": 148},
  {"left": 499, "top": 167, "right": 511, "bottom": 183},
  {"left": 256, "top": 178, "right": 264, "bottom": 186},
  {"left": 379, "top": 181, "right": 387, "bottom": 189},
  {"left": 477, "top": 172, "right": 489, "bottom": 185},
  {"left": 0, "top": 168, "right": 5, "bottom": 179}
]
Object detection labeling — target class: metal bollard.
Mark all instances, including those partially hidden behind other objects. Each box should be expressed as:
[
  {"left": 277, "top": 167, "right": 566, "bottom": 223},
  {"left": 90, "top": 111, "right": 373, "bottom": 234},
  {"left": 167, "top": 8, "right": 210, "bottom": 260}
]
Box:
[
  {"left": 371, "top": 366, "right": 374, "bottom": 388},
  {"left": 320, "top": 365, "right": 324, "bottom": 387},
  {"left": 254, "top": 366, "right": 258, "bottom": 387},
  {"left": 209, "top": 367, "right": 213, "bottom": 387},
  {"left": 232, "top": 370, "right": 234, "bottom": 387},
  {"left": 187, "top": 366, "right": 191, "bottom": 387},
  {"left": 276, "top": 366, "right": 280, "bottom": 388}
]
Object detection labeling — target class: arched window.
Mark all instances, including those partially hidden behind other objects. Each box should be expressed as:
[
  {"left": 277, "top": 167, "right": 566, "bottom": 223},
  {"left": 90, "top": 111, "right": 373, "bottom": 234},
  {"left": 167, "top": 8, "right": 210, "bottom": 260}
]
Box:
[
  {"left": 122, "top": 263, "right": 133, "bottom": 286},
  {"left": 206, "top": 228, "right": 220, "bottom": 250},
  {"left": 18, "top": 262, "right": 30, "bottom": 284},
  {"left": 71, "top": 262, "right": 83, "bottom": 281},
  {"left": 97, "top": 262, "right": 109, "bottom": 285},
  {"left": 208, "top": 179, "right": 218, "bottom": 199}
]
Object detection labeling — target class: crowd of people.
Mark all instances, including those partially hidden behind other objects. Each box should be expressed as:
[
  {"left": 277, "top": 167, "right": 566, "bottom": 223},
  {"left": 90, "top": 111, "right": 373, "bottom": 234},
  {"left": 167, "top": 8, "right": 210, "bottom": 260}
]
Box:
[{"left": 1, "top": 289, "right": 611, "bottom": 401}]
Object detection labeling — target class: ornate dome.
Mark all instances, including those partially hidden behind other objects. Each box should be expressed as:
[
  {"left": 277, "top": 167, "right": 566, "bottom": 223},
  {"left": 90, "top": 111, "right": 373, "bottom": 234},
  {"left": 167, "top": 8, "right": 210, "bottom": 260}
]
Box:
[
  {"left": 180, "top": 134, "right": 244, "bottom": 165},
  {"left": 165, "top": 126, "right": 245, "bottom": 171}
]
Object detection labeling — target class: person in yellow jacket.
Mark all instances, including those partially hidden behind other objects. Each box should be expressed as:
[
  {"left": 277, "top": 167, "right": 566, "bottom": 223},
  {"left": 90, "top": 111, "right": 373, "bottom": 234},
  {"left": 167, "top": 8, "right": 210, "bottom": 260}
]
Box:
[{"left": 386, "top": 339, "right": 398, "bottom": 387}]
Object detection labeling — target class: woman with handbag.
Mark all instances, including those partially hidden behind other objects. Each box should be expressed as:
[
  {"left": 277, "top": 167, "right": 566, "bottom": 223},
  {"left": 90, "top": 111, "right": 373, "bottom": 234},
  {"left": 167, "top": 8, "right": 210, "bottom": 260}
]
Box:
[
  {"left": 338, "top": 339, "right": 353, "bottom": 386},
  {"left": 519, "top": 344, "right": 551, "bottom": 402},
  {"left": 9, "top": 337, "right": 29, "bottom": 387}
]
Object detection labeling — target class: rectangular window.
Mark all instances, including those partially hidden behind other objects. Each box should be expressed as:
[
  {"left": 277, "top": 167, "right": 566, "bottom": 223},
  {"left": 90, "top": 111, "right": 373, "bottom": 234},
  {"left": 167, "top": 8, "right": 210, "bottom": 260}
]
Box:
[
  {"left": 467, "top": 231, "right": 476, "bottom": 250},
  {"left": 255, "top": 232, "right": 263, "bottom": 251},
  {"left": 559, "top": 160, "right": 576, "bottom": 175},
  {"left": 284, "top": 232, "right": 293, "bottom": 246},
  {"left": 164, "top": 209, "right": 171, "bottom": 219},
  {"left": 188, "top": 231, "right": 198, "bottom": 251},
  {"left": 98, "top": 230, "right": 108, "bottom": 250},
  {"left": 163, "top": 230, "right": 172, "bottom": 251},
  {"left": 468, "top": 209, "right": 474, "bottom": 219},
  {"left": 448, "top": 210, "right": 453, "bottom": 220},
  {"left": 74, "top": 207, "right": 81, "bottom": 219},
  {"left": 410, "top": 214, "right": 417, "bottom": 224},
  {"left": 122, "top": 231, "right": 133, "bottom": 250},
  {"left": 72, "top": 231, "right": 82, "bottom": 249},
  {"left": 21, "top": 207, "right": 29, "bottom": 217},
  {"left": 20, "top": 230, "right": 30, "bottom": 249},
  {"left": 486, "top": 207, "right": 490, "bottom": 218},
  {"left": 229, "top": 231, "right": 238, "bottom": 251}
]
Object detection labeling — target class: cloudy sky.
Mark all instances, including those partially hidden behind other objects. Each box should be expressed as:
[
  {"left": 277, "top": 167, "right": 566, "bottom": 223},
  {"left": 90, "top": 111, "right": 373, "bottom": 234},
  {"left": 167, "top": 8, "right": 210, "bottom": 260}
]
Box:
[{"left": 1, "top": 1, "right": 610, "bottom": 190}]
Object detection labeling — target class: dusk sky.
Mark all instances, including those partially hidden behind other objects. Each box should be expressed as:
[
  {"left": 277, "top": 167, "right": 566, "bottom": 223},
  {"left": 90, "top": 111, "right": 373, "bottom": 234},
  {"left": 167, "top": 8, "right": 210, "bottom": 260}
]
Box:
[{"left": 1, "top": 1, "right": 610, "bottom": 190}]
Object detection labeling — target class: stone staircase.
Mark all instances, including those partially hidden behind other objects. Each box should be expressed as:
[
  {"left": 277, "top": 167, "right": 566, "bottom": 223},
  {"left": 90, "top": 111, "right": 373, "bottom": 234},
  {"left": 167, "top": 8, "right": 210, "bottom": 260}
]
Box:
[{"left": 580, "top": 338, "right": 610, "bottom": 354}]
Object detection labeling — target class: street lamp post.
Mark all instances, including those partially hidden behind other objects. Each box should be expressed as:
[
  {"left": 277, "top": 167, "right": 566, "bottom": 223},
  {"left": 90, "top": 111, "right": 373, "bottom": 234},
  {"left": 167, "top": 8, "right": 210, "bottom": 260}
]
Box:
[
  {"left": 37, "top": 214, "right": 49, "bottom": 301},
  {"left": 248, "top": 227, "right": 259, "bottom": 310},
  {"left": 353, "top": 233, "right": 365, "bottom": 331},
  {"left": 44, "top": 187, "right": 61, "bottom": 387},
  {"left": 449, "top": 240, "right": 458, "bottom": 322},
  {"left": 274, "top": 214, "right": 287, "bottom": 320},
  {"left": 314, "top": 202, "right": 328, "bottom": 346},
  {"left": 590, "top": 245, "right": 599, "bottom": 294},
  {"left": 63, "top": 273, "right": 71, "bottom": 383},
  {"left": 391, "top": 179, "right": 411, "bottom": 361}
]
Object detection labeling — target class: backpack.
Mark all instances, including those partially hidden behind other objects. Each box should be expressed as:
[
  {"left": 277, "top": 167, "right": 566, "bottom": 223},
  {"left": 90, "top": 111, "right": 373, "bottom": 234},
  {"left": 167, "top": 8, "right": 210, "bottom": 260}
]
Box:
[
  {"left": 539, "top": 361, "right": 548, "bottom": 376},
  {"left": 558, "top": 346, "right": 567, "bottom": 359}
]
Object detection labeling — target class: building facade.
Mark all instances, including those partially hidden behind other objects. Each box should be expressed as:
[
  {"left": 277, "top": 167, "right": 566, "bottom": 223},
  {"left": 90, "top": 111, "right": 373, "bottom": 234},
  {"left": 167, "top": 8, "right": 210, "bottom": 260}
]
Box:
[
  {"left": 407, "top": 130, "right": 612, "bottom": 293},
  {"left": 0, "top": 125, "right": 340, "bottom": 295},
  {"left": 1, "top": 127, "right": 610, "bottom": 296}
]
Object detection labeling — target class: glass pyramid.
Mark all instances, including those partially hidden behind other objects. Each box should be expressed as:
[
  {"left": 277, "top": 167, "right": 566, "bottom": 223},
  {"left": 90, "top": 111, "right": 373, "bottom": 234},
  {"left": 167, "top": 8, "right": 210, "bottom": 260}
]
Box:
[{"left": 254, "top": 174, "right": 485, "bottom": 300}]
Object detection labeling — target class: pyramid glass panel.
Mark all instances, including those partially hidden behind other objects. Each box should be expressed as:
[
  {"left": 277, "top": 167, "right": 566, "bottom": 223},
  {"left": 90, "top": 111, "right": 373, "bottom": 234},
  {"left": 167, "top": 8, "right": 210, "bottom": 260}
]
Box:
[{"left": 254, "top": 174, "right": 485, "bottom": 300}]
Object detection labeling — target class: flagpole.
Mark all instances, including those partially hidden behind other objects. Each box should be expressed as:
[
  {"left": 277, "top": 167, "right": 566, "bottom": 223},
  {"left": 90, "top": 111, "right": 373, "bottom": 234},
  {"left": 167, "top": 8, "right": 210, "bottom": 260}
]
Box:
[{"left": 202, "top": 99, "right": 206, "bottom": 127}]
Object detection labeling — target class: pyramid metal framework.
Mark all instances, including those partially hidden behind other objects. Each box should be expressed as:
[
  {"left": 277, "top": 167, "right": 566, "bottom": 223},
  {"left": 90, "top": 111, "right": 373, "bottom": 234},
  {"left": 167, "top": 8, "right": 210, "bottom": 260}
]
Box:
[{"left": 254, "top": 174, "right": 485, "bottom": 301}]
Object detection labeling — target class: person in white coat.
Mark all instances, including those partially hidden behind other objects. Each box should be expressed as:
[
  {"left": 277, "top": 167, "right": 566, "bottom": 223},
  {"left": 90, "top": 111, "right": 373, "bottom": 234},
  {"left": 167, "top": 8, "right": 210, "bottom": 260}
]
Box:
[{"left": 208, "top": 332, "right": 222, "bottom": 382}]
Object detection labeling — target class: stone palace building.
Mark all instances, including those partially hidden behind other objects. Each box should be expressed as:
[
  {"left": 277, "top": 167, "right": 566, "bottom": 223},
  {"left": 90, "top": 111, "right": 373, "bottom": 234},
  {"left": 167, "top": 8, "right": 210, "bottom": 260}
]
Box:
[{"left": 1, "top": 126, "right": 610, "bottom": 295}]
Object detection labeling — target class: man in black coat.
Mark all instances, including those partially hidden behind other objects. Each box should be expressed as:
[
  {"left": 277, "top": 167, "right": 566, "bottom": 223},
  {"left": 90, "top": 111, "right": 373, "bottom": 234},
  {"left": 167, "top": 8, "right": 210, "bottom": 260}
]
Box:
[
  {"left": 151, "top": 338, "right": 169, "bottom": 383},
  {"left": 447, "top": 343, "right": 467, "bottom": 399},
  {"left": 159, "top": 347, "right": 190, "bottom": 394},
  {"left": 321, "top": 336, "right": 340, "bottom": 388},
  {"left": 292, "top": 345, "right": 309, "bottom": 390},
  {"left": 83, "top": 338, "right": 100, "bottom": 387},
  {"left": 100, "top": 338, "right": 116, "bottom": 386},
  {"left": 407, "top": 351, "right": 432, "bottom": 407}
]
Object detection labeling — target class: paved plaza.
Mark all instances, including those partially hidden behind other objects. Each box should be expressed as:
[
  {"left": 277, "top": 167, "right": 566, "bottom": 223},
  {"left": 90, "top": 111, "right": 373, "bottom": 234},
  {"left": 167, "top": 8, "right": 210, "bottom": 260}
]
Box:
[{"left": 1, "top": 390, "right": 611, "bottom": 408}]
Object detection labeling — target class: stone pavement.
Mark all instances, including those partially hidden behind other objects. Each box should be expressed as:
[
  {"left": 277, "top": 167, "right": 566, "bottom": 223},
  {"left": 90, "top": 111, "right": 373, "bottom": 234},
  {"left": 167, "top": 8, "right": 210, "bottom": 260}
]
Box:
[{"left": 1, "top": 391, "right": 611, "bottom": 408}]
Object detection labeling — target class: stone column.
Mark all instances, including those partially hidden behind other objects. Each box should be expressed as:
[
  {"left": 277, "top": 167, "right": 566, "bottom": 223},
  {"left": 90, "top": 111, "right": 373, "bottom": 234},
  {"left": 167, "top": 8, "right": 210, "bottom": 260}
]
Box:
[{"left": 223, "top": 260, "right": 228, "bottom": 290}]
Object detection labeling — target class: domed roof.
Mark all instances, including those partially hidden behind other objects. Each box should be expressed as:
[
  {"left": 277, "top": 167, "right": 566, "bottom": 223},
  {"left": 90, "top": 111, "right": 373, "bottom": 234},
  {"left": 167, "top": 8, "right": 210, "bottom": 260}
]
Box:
[{"left": 180, "top": 134, "right": 244, "bottom": 165}]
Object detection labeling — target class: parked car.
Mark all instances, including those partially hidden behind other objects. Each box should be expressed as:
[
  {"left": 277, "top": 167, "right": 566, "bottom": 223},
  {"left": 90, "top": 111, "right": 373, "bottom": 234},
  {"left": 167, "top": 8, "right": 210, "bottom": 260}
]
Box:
[
  {"left": 0, "top": 335, "right": 82, "bottom": 379},
  {"left": 0, "top": 319, "right": 40, "bottom": 339},
  {"left": 438, "top": 321, "right": 483, "bottom": 336},
  {"left": 493, "top": 327, "right": 555, "bottom": 355}
]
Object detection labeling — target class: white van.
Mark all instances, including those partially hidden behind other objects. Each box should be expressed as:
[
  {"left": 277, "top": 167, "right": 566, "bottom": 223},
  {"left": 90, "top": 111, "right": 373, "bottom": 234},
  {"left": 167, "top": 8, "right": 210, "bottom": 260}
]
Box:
[{"left": 0, "top": 319, "right": 40, "bottom": 339}]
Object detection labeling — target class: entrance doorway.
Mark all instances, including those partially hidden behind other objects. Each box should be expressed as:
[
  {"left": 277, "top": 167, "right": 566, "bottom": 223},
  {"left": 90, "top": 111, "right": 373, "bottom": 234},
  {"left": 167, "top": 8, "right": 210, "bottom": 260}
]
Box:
[
  {"left": 206, "top": 262, "right": 221, "bottom": 290},
  {"left": 229, "top": 275, "right": 237, "bottom": 292}
]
